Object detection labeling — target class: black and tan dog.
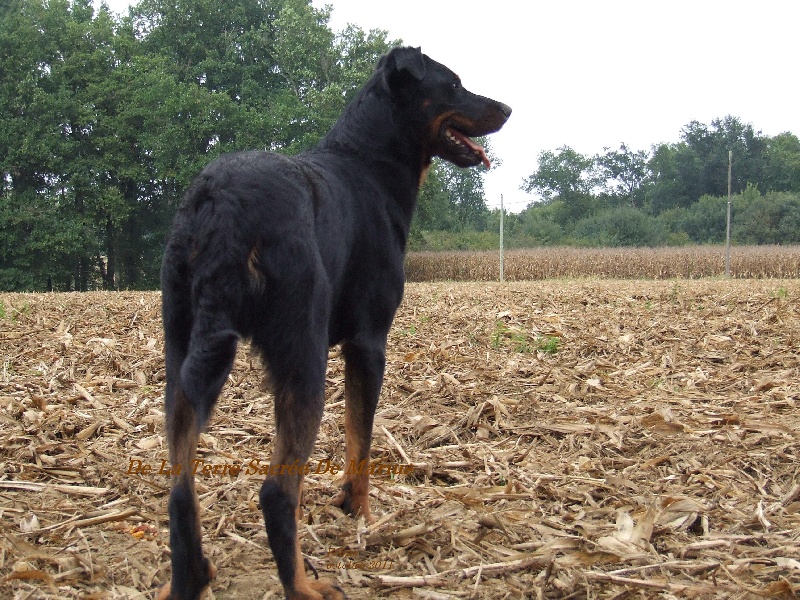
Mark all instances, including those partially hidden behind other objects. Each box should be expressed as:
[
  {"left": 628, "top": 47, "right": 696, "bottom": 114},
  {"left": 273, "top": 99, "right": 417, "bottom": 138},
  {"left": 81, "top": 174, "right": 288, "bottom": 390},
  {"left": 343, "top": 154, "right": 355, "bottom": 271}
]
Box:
[{"left": 158, "top": 46, "right": 510, "bottom": 600}]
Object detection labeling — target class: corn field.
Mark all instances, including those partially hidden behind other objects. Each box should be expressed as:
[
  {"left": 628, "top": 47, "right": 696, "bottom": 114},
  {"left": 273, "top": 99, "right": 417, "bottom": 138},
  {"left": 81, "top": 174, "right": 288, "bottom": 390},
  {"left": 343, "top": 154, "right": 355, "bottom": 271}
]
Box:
[{"left": 405, "top": 245, "right": 800, "bottom": 281}]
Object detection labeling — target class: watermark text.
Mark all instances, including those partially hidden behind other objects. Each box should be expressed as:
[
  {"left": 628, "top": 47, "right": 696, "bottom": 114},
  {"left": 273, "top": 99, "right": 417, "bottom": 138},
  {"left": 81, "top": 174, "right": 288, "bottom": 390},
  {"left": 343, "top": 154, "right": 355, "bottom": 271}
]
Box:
[{"left": 126, "top": 458, "right": 414, "bottom": 478}]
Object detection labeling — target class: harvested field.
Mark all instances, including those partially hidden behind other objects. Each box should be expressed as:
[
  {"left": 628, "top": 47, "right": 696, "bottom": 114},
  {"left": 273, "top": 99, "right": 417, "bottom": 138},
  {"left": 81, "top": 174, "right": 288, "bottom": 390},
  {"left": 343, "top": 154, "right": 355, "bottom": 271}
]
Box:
[
  {"left": 406, "top": 245, "right": 800, "bottom": 281},
  {"left": 1, "top": 279, "right": 800, "bottom": 599}
]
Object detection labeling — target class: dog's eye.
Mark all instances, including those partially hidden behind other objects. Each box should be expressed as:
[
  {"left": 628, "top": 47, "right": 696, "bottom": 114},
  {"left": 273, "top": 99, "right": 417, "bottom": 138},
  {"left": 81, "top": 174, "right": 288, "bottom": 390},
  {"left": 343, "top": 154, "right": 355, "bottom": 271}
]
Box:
[{"left": 452, "top": 79, "right": 461, "bottom": 90}]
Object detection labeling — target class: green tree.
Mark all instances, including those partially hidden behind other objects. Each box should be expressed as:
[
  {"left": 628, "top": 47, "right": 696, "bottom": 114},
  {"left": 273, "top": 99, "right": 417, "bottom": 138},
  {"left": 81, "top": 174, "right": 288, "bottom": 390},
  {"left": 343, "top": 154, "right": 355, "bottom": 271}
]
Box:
[
  {"left": 131, "top": 0, "right": 390, "bottom": 154},
  {"left": 413, "top": 165, "right": 457, "bottom": 232},
  {"left": 0, "top": 0, "right": 396, "bottom": 290},
  {"left": 522, "top": 146, "right": 597, "bottom": 202},
  {"left": 132, "top": 0, "right": 275, "bottom": 96},
  {"left": 595, "top": 143, "right": 648, "bottom": 208},
  {"left": 646, "top": 116, "right": 769, "bottom": 214},
  {"left": 734, "top": 188, "right": 800, "bottom": 245},
  {"left": 0, "top": 0, "right": 122, "bottom": 290},
  {"left": 514, "top": 203, "right": 564, "bottom": 246},
  {"left": 444, "top": 162, "right": 489, "bottom": 231},
  {"left": 646, "top": 141, "right": 704, "bottom": 213},
  {"left": 763, "top": 132, "right": 800, "bottom": 193},
  {"left": 521, "top": 146, "right": 599, "bottom": 226},
  {"left": 572, "top": 206, "right": 665, "bottom": 247}
]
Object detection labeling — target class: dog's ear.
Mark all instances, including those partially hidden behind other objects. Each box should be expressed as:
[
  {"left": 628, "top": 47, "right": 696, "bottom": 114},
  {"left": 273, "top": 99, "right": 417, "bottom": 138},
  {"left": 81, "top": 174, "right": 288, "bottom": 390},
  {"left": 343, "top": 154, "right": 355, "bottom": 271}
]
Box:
[
  {"left": 390, "top": 46, "right": 426, "bottom": 80},
  {"left": 382, "top": 47, "right": 426, "bottom": 94}
]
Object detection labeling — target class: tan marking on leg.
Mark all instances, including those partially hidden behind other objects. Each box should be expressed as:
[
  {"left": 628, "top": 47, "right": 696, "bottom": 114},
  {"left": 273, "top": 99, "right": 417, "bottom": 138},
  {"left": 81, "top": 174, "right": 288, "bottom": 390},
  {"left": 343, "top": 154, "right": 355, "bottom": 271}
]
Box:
[
  {"left": 247, "top": 244, "right": 265, "bottom": 293},
  {"left": 161, "top": 388, "right": 216, "bottom": 598},
  {"left": 288, "top": 535, "right": 346, "bottom": 600},
  {"left": 333, "top": 384, "right": 374, "bottom": 523}
]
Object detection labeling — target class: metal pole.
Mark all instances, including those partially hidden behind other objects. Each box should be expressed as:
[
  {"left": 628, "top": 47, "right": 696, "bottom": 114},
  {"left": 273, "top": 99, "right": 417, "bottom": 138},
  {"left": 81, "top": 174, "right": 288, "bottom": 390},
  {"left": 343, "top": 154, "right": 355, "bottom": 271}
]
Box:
[
  {"left": 726, "top": 150, "right": 732, "bottom": 277},
  {"left": 499, "top": 194, "right": 505, "bottom": 282}
]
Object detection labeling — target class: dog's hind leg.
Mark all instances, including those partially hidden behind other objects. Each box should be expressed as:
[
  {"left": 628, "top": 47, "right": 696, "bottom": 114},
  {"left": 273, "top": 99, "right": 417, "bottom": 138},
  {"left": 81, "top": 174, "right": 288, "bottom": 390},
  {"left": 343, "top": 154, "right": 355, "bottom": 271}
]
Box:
[
  {"left": 333, "top": 337, "right": 387, "bottom": 524},
  {"left": 258, "top": 361, "right": 347, "bottom": 599},
  {"left": 255, "top": 271, "right": 345, "bottom": 599},
  {"left": 159, "top": 286, "right": 238, "bottom": 600}
]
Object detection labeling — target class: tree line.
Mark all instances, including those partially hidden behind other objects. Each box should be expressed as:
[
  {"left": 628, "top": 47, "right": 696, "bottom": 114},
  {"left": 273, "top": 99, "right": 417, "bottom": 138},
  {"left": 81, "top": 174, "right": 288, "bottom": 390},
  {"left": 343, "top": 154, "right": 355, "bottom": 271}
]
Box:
[
  {"left": 511, "top": 116, "right": 800, "bottom": 247},
  {"left": 0, "top": 0, "right": 485, "bottom": 291}
]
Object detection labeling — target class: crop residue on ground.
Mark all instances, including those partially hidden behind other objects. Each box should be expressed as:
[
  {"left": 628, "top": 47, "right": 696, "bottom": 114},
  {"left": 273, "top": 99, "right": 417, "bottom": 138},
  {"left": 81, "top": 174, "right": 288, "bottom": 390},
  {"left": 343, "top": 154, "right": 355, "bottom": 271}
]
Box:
[{"left": 1, "top": 280, "right": 799, "bottom": 598}]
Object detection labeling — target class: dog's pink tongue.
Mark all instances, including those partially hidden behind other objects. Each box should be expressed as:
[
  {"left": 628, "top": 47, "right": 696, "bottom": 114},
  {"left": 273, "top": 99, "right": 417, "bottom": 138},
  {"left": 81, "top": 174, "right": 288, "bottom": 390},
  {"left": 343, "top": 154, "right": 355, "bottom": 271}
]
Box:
[{"left": 450, "top": 129, "right": 491, "bottom": 168}]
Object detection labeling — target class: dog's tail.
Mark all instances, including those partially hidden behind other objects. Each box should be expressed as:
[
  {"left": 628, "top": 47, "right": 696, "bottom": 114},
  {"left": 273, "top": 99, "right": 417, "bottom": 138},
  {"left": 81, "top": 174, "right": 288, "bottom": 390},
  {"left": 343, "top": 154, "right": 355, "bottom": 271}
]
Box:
[
  {"left": 162, "top": 185, "right": 243, "bottom": 428},
  {"left": 162, "top": 280, "right": 239, "bottom": 429}
]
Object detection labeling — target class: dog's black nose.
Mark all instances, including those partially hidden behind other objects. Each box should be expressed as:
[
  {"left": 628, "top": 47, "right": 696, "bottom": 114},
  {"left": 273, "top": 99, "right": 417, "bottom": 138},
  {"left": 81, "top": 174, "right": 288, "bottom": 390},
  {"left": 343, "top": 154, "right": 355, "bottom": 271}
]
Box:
[{"left": 498, "top": 102, "right": 512, "bottom": 119}]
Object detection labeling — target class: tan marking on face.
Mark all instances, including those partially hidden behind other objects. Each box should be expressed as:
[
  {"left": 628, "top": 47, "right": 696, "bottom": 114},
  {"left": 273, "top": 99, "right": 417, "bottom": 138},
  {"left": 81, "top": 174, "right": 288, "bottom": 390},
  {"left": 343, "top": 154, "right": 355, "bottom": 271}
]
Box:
[
  {"left": 419, "top": 164, "right": 431, "bottom": 188},
  {"left": 427, "top": 111, "right": 455, "bottom": 143}
]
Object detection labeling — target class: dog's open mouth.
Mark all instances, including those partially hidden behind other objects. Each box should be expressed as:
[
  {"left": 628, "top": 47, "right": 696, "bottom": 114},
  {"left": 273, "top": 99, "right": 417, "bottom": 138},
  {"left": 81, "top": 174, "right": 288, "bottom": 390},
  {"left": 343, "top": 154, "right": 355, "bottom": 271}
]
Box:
[{"left": 442, "top": 125, "right": 491, "bottom": 169}]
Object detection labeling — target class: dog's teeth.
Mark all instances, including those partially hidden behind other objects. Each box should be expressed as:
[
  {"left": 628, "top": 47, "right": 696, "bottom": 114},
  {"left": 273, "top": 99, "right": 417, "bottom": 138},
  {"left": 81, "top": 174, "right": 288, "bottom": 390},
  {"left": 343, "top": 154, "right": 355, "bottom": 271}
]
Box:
[{"left": 445, "top": 131, "right": 463, "bottom": 147}]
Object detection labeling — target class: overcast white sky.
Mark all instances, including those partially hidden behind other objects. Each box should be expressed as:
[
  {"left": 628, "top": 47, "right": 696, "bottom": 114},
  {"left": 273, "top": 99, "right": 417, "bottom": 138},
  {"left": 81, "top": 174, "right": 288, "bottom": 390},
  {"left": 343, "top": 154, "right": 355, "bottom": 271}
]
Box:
[{"left": 101, "top": 0, "right": 799, "bottom": 211}]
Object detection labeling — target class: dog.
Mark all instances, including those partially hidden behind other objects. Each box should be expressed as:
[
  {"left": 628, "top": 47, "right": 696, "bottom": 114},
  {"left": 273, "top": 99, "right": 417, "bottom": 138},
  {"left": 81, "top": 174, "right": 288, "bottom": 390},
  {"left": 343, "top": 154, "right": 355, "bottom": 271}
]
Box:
[{"left": 158, "top": 46, "right": 510, "bottom": 600}]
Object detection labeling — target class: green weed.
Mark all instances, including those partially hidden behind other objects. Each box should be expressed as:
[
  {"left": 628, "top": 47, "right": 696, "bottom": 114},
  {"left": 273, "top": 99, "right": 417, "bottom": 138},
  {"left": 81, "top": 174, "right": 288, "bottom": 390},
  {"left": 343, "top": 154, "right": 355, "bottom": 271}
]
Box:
[
  {"left": 512, "top": 332, "right": 531, "bottom": 353},
  {"left": 490, "top": 321, "right": 507, "bottom": 349},
  {"left": 774, "top": 287, "right": 789, "bottom": 300},
  {"left": 492, "top": 322, "right": 559, "bottom": 354},
  {"left": 670, "top": 282, "right": 680, "bottom": 305},
  {"left": 536, "top": 335, "right": 560, "bottom": 354}
]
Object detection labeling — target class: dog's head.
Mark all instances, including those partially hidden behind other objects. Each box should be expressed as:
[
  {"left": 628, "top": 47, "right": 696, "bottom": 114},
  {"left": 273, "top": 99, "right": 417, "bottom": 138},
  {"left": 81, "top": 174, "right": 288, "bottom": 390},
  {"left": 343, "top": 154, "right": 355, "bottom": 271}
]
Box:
[{"left": 380, "top": 47, "right": 511, "bottom": 169}]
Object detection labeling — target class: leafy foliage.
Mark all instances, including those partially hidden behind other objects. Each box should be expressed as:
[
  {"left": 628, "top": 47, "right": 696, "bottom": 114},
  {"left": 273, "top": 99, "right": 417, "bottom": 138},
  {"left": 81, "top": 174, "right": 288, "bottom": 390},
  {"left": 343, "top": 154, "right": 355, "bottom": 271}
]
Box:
[
  {"left": 1, "top": 0, "right": 506, "bottom": 289},
  {"left": 516, "top": 117, "right": 800, "bottom": 249},
  {"left": 572, "top": 207, "right": 666, "bottom": 247},
  {"left": 0, "top": 0, "right": 399, "bottom": 290}
]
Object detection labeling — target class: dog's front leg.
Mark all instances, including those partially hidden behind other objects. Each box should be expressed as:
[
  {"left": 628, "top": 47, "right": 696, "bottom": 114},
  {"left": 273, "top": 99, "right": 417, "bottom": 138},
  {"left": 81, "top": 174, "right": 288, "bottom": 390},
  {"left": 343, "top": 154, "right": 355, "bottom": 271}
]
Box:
[
  {"left": 261, "top": 381, "right": 346, "bottom": 600},
  {"left": 334, "top": 337, "right": 387, "bottom": 524}
]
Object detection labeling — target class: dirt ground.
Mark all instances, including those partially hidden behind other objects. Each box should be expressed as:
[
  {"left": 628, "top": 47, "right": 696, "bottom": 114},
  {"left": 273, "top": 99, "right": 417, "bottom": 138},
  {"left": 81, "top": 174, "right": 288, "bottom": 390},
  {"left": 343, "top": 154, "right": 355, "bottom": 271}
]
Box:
[{"left": 1, "top": 279, "right": 799, "bottom": 599}]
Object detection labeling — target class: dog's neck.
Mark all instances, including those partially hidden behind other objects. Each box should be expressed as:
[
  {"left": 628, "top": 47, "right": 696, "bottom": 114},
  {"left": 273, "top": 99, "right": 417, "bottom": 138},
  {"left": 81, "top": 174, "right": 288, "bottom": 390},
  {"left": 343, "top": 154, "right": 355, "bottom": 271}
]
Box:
[{"left": 317, "top": 81, "right": 423, "bottom": 226}]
